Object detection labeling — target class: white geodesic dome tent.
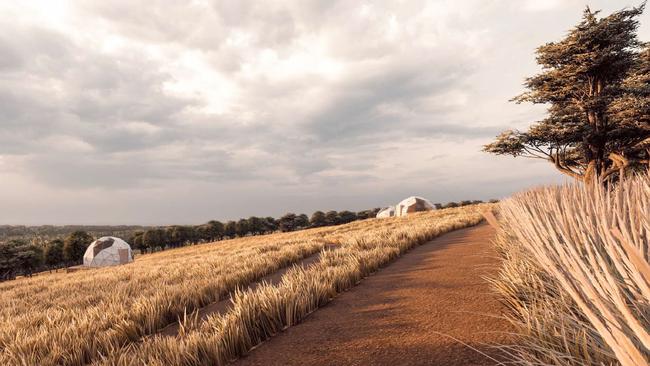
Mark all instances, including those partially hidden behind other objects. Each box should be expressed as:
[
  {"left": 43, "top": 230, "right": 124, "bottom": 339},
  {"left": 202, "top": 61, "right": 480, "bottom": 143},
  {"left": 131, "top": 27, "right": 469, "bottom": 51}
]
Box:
[
  {"left": 395, "top": 196, "right": 435, "bottom": 217},
  {"left": 376, "top": 206, "right": 395, "bottom": 218},
  {"left": 83, "top": 236, "right": 133, "bottom": 267}
]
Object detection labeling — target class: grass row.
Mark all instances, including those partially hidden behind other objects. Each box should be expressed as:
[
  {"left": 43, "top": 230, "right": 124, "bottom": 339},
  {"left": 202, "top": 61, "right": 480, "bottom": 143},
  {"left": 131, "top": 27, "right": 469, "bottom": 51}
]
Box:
[
  {"left": 0, "top": 232, "right": 330, "bottom": 365},
  {"left": 0, "top": 208, "right": 482, "bottom": 365},
  {"left": 99, "top": 205, "right": 489, "bottom": 365}
]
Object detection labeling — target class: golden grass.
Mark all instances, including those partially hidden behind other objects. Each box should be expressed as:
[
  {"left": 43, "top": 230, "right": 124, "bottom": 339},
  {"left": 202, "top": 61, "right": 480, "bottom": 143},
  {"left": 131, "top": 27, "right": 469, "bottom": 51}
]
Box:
[
  {"left": 493, "top": 173, "right": 649, "bottom": 366},
  {"left": 0, "top": 205, "right": 488, "bottom": 366},
  {"left": 99, "top": 205, "right": 489, "bottom": 366}
]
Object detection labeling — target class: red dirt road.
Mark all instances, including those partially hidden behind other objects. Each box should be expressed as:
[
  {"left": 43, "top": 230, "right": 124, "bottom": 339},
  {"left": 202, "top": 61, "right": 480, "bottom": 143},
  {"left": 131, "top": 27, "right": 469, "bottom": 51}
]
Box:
[{"left": 234, "top": 224, "right": 512, "bottom": 366}]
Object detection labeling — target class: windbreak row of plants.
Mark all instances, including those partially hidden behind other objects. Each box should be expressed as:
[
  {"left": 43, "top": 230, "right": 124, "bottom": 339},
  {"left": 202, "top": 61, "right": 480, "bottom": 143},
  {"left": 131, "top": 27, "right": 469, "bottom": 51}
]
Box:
[{"left": 0, "top": 209, "right": 382, "bottom": 281}]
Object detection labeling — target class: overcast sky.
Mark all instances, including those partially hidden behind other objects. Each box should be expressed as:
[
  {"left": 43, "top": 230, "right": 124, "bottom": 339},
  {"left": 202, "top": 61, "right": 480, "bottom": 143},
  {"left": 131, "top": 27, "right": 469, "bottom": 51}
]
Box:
[{"left": 1, "top": 1, "right": 648, "bottom": 225}]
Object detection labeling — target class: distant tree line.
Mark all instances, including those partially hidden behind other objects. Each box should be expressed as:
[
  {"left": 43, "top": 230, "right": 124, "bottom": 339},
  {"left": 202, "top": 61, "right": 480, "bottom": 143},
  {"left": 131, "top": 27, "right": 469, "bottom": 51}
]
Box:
[
  {"left": 0, "top": 231, "right": 93, "bottom": 281},
  {"left": 129, "top": 209, "right": 381, "bottom": 254},
  {"left": 0, "top": 208, "right": 381, "bottom": 281},
  {"left": 0, "top": 201, "right": 495, "bottom": 282},
  {"left": 432, "top": 199, "right": 497, "bottom": 209}
]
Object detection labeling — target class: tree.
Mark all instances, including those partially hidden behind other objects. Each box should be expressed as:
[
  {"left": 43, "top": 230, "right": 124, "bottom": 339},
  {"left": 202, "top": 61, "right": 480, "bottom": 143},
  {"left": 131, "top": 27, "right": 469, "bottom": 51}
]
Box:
[
  {"left": 295, "top": 214, "right": 309, "bottom": 229},
  {"left": 131, "top": 231, "right": 145, "bottom": 253},
  {"left": 310, "top": 211, "right": 327, "bottom": 227},
  {"left": 611, "top": 45, "right": 650, "bottom": 168},
  {"left": 0, "top": 241, "right": 20, "bottom": 281},
  {"left": 355, "top": 210, "right": 369, "bottom": 220},
  {"left": 143, "top": 229, "right": 162, "bottom": 252},
  {"left": 43, "top": 239, "right": 65, "bottom": 269},
  {"left": 169, "top": 226, "right": 188, "bottom": 247},
  {"left": 187, "top": 226, "right": 200, "bottom": 244},
  {"left": 247, "top": 217, "right": 265, "bottom": 235},
  {"left": 337, "top": 210, "right": 357, "bottom": 224},
  {"left": 206, "top": 220, "right": 224, "bottom": 241},
  {"left": 64, "top": 231, "right": 93, "bottom": 264},
  {"left": 224, "top": 221, "right": 237, "bottom": 238},
  {"left": 324, "top": 211, "right": 339, "bottom": 226},
  {"left": 195, "top": 225, "right": 212, "bottom": 242},
  {"left": 14, "top": 242, "right": 43, "bottom": 277},
  {"left": 236, "top": 218, "right": 250, "bottom": 237},
  {"left": 484, "top": 5, "right": 649, "bottom": 182},
  {"left": 278, "top": 213, "right": 297, "bottom": 232},
  {"left": 263, "top": 217, "right": 278, "bottom": 233}
]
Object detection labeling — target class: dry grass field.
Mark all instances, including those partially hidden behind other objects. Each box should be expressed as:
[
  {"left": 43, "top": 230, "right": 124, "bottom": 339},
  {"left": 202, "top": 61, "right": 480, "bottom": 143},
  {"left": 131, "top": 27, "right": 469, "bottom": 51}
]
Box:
[
  {"left": 0, "top": 205, "right": 490, "bottom": 366},
  {"left": 493, "top": 173, "right": 650, "bottom": 366}
]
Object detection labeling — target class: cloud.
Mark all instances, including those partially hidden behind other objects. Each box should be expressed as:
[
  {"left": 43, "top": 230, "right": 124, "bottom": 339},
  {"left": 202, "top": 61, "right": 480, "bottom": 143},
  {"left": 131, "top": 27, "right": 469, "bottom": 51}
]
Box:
[{"left": 1, "top": 0, "right": 643, "bottom": 224}]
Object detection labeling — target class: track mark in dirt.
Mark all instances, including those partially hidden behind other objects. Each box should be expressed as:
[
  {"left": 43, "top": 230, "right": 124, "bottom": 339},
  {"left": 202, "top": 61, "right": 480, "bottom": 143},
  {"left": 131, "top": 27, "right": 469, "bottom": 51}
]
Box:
[
  {"left": 234, "top": 224, "right": 513, "bottom": 366},
  {"left": 158, "top": 244, "right": 337, "bottom": 337}
]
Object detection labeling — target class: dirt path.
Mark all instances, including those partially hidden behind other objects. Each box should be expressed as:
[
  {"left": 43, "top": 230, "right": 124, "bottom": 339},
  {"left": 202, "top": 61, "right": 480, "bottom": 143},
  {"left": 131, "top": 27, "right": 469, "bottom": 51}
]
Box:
[
  {"left": 158, "top": 244, "right": 336, "bottom": 336},
  {"left": 234, "top": 224, "right": 512, "bottom": 366}
]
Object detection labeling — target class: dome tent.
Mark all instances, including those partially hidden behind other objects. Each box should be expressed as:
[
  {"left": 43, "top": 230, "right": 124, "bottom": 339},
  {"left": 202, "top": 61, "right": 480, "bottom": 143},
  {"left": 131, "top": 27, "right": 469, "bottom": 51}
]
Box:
[
  {"left": 394, "top": 196, "right": 435, "bottom": 217},
  {"left": 83, "top": 237, "right": 133, "bottom": 267},
  {"left": 376, "top": 206, "right": 396, "bottom": 218}
]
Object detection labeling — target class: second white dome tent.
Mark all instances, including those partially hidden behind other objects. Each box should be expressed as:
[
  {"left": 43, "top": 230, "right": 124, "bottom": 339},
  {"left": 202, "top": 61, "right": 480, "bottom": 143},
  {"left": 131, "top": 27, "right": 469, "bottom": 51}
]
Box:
[
  {"left": 83, "top": 237, "right": 133, "bottom": 267},
  {"left": 376, "top": 196, "right": 435, "bottom": 218}
]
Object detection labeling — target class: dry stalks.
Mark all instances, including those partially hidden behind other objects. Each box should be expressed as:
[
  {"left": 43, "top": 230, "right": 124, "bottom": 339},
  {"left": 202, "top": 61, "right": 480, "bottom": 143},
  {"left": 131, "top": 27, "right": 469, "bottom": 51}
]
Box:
[
  {"left": 493, "top": 173, "right": 650, "bottom": 366},
  {"left": 99, "top": 205, "right": 489, "bottom": 366},
  {"left": 0, "top": 205, "right": 489, "bottom": 366}
]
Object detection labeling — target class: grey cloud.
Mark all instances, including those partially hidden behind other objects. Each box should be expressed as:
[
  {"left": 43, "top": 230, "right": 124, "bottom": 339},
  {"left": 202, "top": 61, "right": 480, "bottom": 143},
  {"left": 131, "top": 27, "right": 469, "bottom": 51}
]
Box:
[
  {"left": 303, "top": 58, "right": 477, "bottom": 146},
  {"left": 2, "top": 0, "right": 631, "bottom": 224}
]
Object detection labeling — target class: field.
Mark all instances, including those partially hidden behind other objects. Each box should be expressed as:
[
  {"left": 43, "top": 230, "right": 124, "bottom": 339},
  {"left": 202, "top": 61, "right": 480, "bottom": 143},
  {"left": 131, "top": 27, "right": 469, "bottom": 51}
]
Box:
[
  {"left": 0, "top": 205, "right": 490, "bottom": 366},
  {"left": 492, "top": 173, "right": 650, "bottom": 366}
]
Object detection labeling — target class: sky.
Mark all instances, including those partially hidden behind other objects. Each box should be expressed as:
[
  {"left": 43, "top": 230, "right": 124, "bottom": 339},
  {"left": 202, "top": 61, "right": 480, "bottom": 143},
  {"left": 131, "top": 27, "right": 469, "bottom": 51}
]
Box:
[{"left": 1, "top": 1, "right": 648, "bottom": 225}]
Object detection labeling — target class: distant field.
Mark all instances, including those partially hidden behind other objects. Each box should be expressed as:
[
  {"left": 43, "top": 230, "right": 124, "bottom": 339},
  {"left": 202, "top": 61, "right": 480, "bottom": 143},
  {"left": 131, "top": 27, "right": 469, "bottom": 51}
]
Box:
[{"left": 0, "top": 205, "right": 490, "bottom": 366}]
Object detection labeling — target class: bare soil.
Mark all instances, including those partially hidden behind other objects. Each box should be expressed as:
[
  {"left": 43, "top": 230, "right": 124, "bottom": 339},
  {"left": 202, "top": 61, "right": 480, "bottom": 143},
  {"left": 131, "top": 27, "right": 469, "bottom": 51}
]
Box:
[{"left": 234, "top": 224, "right": 513, "bottom": 366}]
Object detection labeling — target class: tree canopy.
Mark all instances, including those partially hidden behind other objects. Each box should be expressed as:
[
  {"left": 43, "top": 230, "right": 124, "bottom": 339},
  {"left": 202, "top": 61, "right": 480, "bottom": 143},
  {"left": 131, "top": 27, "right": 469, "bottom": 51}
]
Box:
[
  {"left": 484, "top": 5, "right": 650, "bottom": 182},
  {"left": 63, "top": 231, "right": 93, "bottom": 263}
]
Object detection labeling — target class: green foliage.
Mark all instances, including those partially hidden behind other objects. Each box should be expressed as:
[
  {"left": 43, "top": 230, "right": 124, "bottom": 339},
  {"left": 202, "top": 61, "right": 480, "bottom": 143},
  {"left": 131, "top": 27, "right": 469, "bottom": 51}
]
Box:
[
  {"left": 142, "top": 229, "right": 162, "bottom": 252},
  {"left": 324, "top": 210, "right": 339, "bottom": 226},
  {"left": 131, "top": 231, "right": 145, "bottom": 252},
  {"left": 43, "top": 239, "right": 65, "bottom": 267},
  {"left": 337, "top": 210, "right": 357, "bottom": 224},
  {"left": 146, "top": 228, "right": 169, "bottom": 250},
  {"left": 263, "top": 217, "right": 277, "bottom": 232},
  {"left": 63, "top": 231, "right": 93, "bottom": 263},
  {"left": 168, "top": 226, "right": 193, "bottom": 247},
  {"left": 310, "top": 211, "right": 327, "bottom": 227},
  {"left": 485, "top": 4, "right": 650, "bottom": 181},
  {"left": 224, "top": 221, "right": 237, "bottom": 238},
  {"left": 0, "top": 241, "right": 20, "bottom": 280},
  {"left": 14, "top": 243, "right": 43, "bottom": 276},
  {"left": 246, "top": 217, "right": 265, "bottom": 235},
  {"left": 195, "top": 225, "right": 212, "bottom": 242},
  {"left": 236, "top": 219, "right": 250, "bottom": 237},
  {"left": 295, "top": 214, "right": 309, "bottom": 229},
  {"left": 278, "top": 213, "right": 297, "bottom": 232},
  {"left": 206, "top": 220, "right": 224, "bottom": 240}
]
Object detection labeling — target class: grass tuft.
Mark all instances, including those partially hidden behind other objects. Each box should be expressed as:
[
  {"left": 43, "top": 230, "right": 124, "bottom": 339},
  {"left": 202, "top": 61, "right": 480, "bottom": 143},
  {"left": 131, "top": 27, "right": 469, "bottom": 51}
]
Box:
[{"left": 492, "top": 173, "right": 649, "bottom": 366}]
